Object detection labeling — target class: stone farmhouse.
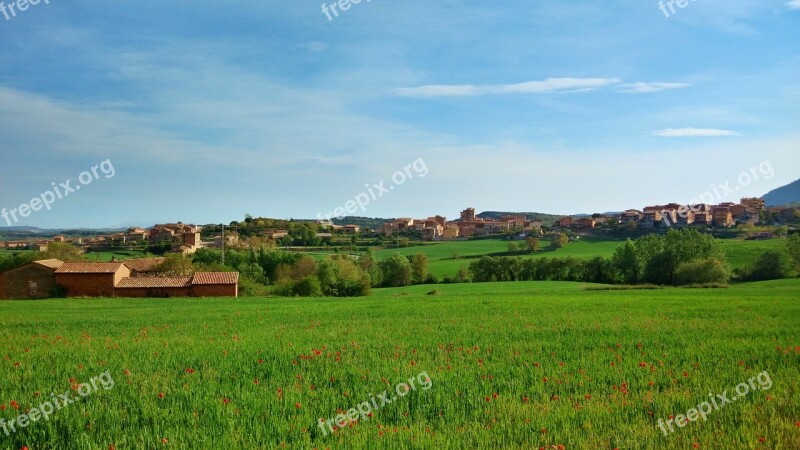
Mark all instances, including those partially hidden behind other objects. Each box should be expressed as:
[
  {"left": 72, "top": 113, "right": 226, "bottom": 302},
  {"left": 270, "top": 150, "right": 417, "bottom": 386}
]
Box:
[{"left": 0, "top": 259, "right": 238, "bottom": 300}]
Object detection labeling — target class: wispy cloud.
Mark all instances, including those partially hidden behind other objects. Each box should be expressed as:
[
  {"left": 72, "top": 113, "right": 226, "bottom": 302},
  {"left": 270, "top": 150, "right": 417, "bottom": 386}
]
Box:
[
  {"left": 621, "top": 82, "right": 690, "bottom": 93},
  {"left": 394, "top": 77, "right": 621, "bottom": 97},
  {"left": 787, "top": 0, "right": 800, "bottom": 10},
  {"left": 653, "top": 128, "right": 741, "bottom": 137}
]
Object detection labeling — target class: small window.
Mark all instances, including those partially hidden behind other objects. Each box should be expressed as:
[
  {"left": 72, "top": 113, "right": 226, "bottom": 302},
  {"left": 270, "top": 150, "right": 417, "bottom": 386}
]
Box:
[{"left": 28, "top": 281, "right": 38, "bottom": 297}]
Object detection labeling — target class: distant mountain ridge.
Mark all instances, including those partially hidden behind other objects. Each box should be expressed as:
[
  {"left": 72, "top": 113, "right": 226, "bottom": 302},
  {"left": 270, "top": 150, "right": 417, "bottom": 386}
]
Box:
[{"left": 762, "top": 179, "right": 800, "bottom": 207}]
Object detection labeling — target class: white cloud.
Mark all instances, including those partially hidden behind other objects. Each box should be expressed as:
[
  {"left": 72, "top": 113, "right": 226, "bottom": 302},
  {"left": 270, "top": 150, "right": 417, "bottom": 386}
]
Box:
[
  {"left": 394, "top": 77, "right": 621, "bottom": 97},
  {"left": 787, "top": 0, "right": 800, "bottom": 10},
  {"left": 621, "top": 82, "right": 690, "bottom": 93},
  {"left": 653, "top": 128, "right": 741, "bottom": 137}
]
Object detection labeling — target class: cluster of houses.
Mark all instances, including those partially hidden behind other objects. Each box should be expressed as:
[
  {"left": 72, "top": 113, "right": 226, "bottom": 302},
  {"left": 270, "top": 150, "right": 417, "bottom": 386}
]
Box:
[
  {"left": 0, "top": 258, "right": 238, "bottom": 300},
  {"left": 383, "top": 199, "right": 782, "bottom": 240},
  {"left": 557, "top": 198, "right": 767, "bottom": 231},
  {"left": 383, "top": 208, "right": 544, "bottom": 241},
  {"left": 1, "top": 223, "right": 204, "bottom": 254}
]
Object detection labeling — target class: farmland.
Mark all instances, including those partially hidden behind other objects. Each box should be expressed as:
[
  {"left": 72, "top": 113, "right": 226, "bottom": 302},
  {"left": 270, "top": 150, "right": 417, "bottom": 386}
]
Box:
[
  {"left": 375, "top": 236, "right": 792, "bottom": 279},
  {"left": 1, "top": 280, "right": 799, "bottom": 449}
]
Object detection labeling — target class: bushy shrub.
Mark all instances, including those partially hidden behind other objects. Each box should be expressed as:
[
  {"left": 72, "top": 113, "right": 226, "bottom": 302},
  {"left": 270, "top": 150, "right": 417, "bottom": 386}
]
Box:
[
  {"left": 674, "top": 258, "right": 728, "bottom": 285},
  {"left": 736, "top": 251, "right": 789, "bottom": 281},
  {"left": 291, "top": 276, "right": 322, "bottom": 297}
]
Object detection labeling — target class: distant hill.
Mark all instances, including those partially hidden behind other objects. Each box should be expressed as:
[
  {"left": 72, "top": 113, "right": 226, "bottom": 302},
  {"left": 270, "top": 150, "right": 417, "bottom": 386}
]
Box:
[
  {"left": 762, "top": 179, "right": 800, "bottom": 206},
  {"left": 331, "top": 217, "right": 392, "bottom": 230},
  {"left": 477, "top": 211, "right": 563, "bottom": 227},
  {"left": 0, "top": 227, "right": 124, "bottom": 241}
]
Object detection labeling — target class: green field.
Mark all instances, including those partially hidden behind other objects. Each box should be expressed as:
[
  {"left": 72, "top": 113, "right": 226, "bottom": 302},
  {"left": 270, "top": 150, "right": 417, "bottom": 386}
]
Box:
[
  {"left": 1, "top": 280, "right": 798, "bottom": 449},
  {"left": 375, "top": 237, "right": 792, "bottom": 279}
]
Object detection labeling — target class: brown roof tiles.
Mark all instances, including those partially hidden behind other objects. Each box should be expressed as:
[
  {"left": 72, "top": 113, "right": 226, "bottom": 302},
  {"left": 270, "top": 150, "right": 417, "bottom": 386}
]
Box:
[
  {"left": 116, "top": 277, "right": 191, "bottom": 289},
  {"left": 192, "top": 272, "right": 239, "bottom": 285},
  {"left": 55, "top": 262, "right": 126, "bottom": 274}
]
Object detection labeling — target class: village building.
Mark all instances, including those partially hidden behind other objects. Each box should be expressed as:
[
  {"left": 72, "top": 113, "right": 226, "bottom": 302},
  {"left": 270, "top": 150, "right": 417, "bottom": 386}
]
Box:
[{"left": 0, "top": 259, "right": 64, "bottom": 300}]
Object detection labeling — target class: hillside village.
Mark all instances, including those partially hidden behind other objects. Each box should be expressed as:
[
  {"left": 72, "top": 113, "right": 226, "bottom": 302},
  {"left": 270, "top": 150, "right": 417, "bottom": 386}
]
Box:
[{"left": 383, "top": 198, "right": 795, "bottom": 240}]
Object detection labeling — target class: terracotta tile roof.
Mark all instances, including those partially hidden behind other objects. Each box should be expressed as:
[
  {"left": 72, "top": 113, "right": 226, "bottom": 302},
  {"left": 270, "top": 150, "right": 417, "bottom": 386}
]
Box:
[
  {"left": 116, "top": 277, "right": 191, "bottom": 289},
  {"left": 192, "top": 272, "right": 239, "bottom": 285},
  {"left": 55, "top": 262, "right": 126, "bottom": 274},
  {"left": 33, "top": 259, "right": 65, "bottom": 270},
  {"left": 123, "top": 258, "right": 165, "bottom": 272}
]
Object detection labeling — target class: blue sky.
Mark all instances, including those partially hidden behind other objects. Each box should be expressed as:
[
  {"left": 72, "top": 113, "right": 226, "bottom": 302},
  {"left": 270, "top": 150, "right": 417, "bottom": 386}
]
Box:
[{"left": 0, "top": 0, "right": 798, "bottom": 228}]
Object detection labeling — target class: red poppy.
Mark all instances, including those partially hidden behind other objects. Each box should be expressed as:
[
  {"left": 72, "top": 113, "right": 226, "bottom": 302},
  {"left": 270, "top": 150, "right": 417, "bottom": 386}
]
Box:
[
  {"left": 692, "top": 444, "right": 699, "bottom": 449},
  {"left": 522, "top": 397, "right": 529, "bottom": 403},
  {"left": 185, "top": 368, "right": 195, "bottom": 374},
  {"left": 492, "top": 393, "right": 498, "bottom": 399},
  {"left": 484, "top": 396, "right": 491, "bottom": 402},
  {"left": 758, "top": 437, "right": 766, "bottom": 443},
  {"left": 295, "top": 402, "right": 301, "bottom": 409},
  {"left": 162, "top": 438, "right": 168, "bottom": 445},
  {"left": 223, "top": 398, "right": 230, "bottom": 405},
  {"left": 158, "top": 393, "right": 165, "bottom": 399}
]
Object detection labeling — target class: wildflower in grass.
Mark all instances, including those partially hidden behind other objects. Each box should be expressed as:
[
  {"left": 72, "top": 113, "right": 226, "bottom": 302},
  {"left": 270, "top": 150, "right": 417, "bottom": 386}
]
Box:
[
  {"left": 123, "top": 369, "right": 130, "bottom": 376},
  {"left": 185, "top": 368, "right": 195, "bottom": 374},
  {"left": 223, "top": 397, "right": 230, "bottom": 405},
  {"left": 692, "top": 444, "right": 699, "bottom": 448},
  {"left": 295, "top": 402, "right": 301, "bottom": 409},
  {"left": 758, "top": 437, "right": 766, "bottom": 443},
  {"left": 796, "top": 421, "right": 800, "bottom": 427},
  {"left": 161, "top": 438, "right": 168, "bottom": 445},
  {"left": 158, "top": 392, "right": 165, "bottom": 399},
  {"left": 522, "top": 396, "right": 529, "bottom": 403},
  {"left": 485, "top": 396, "right": 491, "bottom": 402},
  {"left": 254, "top": 378, "right": 259, "bottom": 385}
]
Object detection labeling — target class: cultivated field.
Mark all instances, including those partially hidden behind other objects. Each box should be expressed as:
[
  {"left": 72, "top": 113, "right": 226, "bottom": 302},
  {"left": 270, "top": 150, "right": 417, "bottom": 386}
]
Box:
[
  {"left": 375, "top": 237, "right": 792, "bottom": 279},
  {"left": 1, "top": 280, "right": 799, "bottom": 449}
]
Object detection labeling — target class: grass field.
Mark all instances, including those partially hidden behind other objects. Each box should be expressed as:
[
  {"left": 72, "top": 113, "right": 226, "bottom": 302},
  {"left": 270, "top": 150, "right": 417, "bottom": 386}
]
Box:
[
  {"left": 1, "top": 280, "right": 798, "bottom": 449},
  {"left": 375, "top": 237, "right": 792, "bottom": 279}
]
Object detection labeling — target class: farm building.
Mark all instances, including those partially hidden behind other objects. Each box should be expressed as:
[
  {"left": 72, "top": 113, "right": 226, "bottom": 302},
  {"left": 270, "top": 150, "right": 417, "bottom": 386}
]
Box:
[
  {"left": 55, "top": 262, "right": 131, "bottom": 298},
  {"left": 0, "top": 259, "right": 239, "bottom": 299},
  {"left": 0, "top": 259, "right": 65, "bottom": 300}
]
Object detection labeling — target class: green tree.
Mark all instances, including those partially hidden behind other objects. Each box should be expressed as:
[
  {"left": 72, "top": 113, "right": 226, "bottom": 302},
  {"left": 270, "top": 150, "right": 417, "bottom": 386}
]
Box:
[
  {"left": 411, "top": 253, "right": 429, "bottom": 284},
  {"left": 788, "top": 234, "right": 800, "bottom": 271},
  {"left": 550, "top": 233, "right": 569, "bottom": 250},
  {"left": 612, "top": 239, "right": 640, "bottom": 284},
  {"left": 526, "top": 237, "right": 540, "bottom": 253},
  {"left": 507, "top": 242, "right": 519, "bottom": 253},
  {"left": 42, "top": 242, "right": 86, "bottom": 262},
  {"left": 156, "top": 253, "right": 194, "bottom": 276},
  {"left": 292, "top": 276, "right": 322, "bottom": 297},
  {"left": 379, "top": 253, "right": 412, "bottom": 287},
  {"left": 674, "top": 258, "right": 729, "bottom": 285},
  {"left": 739, "top": 251, "right": 789, "bottom": 281}
]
